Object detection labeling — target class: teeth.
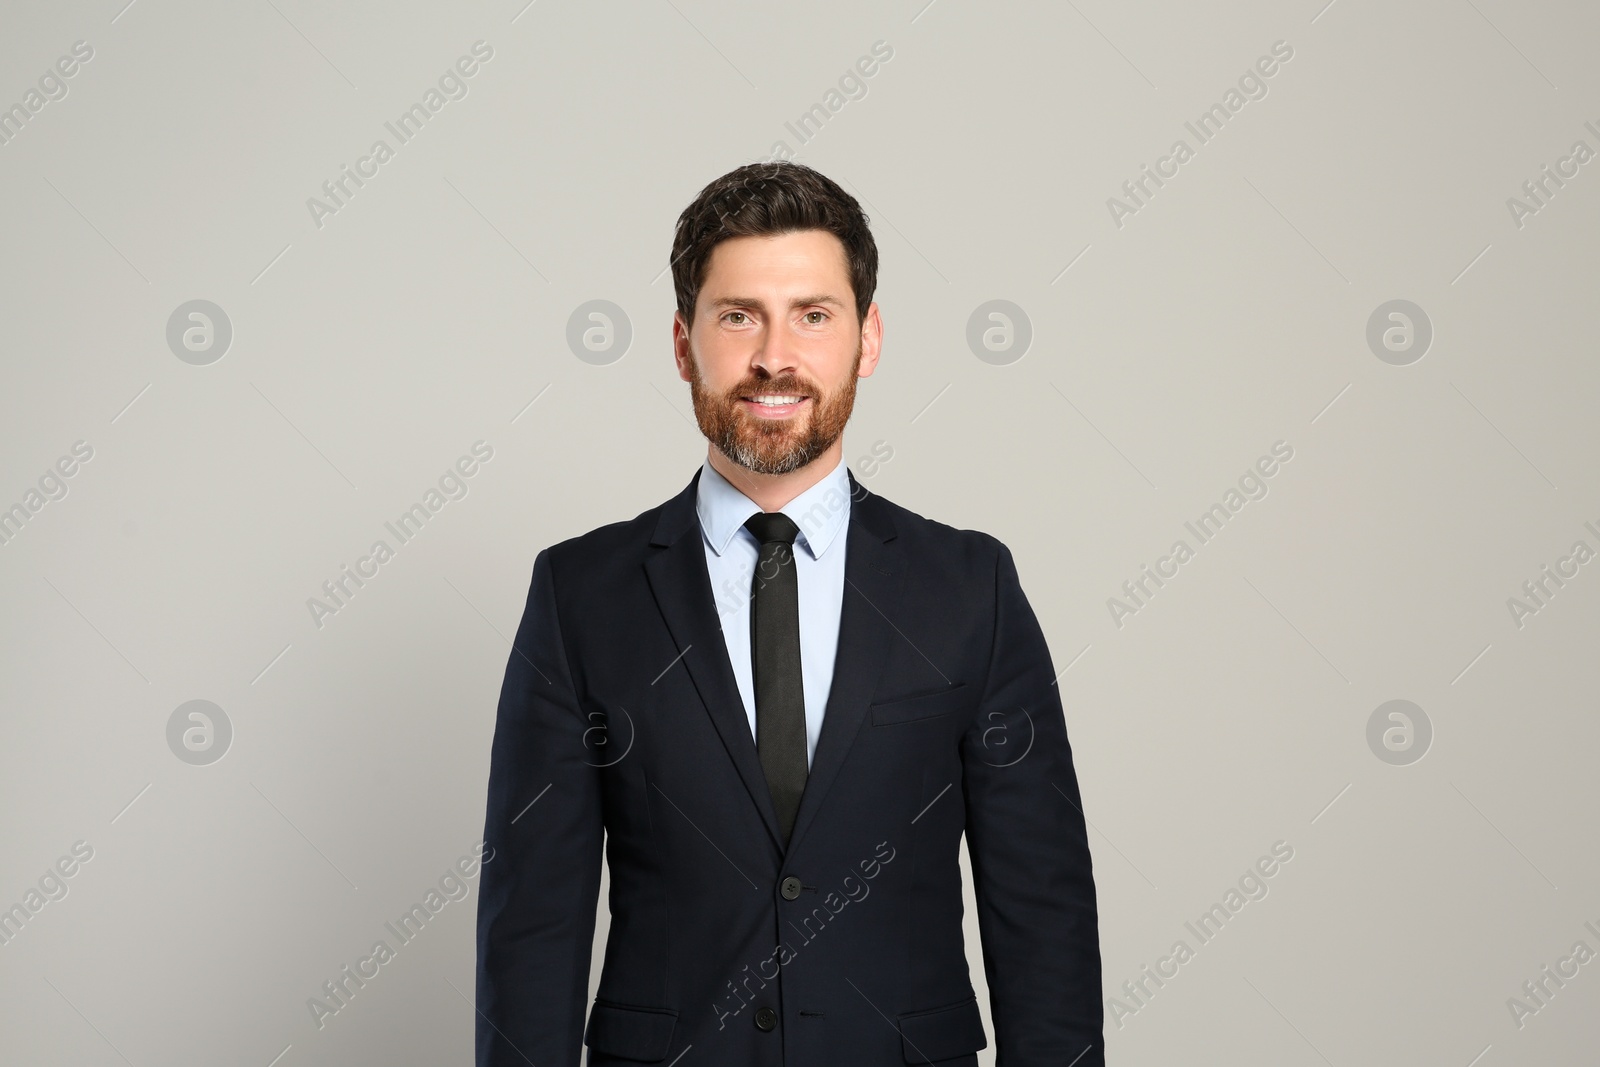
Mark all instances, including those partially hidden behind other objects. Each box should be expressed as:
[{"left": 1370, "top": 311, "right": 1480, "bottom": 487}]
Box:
[{"left": 751, "top": 395, "right": 803, "bottom": 405}]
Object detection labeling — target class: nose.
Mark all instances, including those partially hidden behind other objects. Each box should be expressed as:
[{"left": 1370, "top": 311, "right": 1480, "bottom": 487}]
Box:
[{"left": 750, "top": 326, "right": 801, "bottom": 381}]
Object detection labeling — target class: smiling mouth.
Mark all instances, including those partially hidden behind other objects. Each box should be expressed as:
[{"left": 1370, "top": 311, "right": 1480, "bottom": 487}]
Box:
[{"left": 740, "top": 394, "right": 809, "bottom": 417}]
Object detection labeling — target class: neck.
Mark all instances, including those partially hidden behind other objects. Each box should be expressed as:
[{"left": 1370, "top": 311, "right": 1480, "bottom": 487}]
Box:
[{"left": 707, "top": 439, "right": 843, "bottom": 513}]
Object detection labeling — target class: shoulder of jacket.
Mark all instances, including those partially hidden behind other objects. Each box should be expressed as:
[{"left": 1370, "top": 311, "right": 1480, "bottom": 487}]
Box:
[
  {"left": 864, "top": 490, "right": 1011, "bottom": 569},
  {"left": 538, "top": 497, "right": 669, "bottom": 576}
]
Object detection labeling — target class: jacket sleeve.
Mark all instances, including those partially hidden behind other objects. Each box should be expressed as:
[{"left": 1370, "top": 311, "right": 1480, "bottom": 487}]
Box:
[
  {"left": 961, "top": 541, "right": 1104, "bottom": 1066},
  {"left": 476, "top": 547, "right": 604, "bottom": 1067}
]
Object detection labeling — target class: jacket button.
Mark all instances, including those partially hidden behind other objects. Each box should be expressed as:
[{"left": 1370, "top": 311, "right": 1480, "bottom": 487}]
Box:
[
  {"left": 780, "top": 876, "right": 802, "bottom": 900},
  {"left": 754, "top": 1006, "right": 777, "bottom": 1031}
]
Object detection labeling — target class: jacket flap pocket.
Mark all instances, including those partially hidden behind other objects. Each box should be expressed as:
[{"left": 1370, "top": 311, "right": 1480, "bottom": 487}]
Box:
[
  {"left": 584, "top": 1000, "right": 678, "bottom": 1061},
  {"left": 898, "top": 995, "right": 988, "bottom": 1062},
  {"left": 870, "top": 682, "right": 969, "bottom": 726}
]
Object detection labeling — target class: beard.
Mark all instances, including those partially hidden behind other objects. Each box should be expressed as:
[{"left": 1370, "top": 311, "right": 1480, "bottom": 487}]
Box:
[{"left": 688, "top": 341, "right": 862, "bottom": 476}]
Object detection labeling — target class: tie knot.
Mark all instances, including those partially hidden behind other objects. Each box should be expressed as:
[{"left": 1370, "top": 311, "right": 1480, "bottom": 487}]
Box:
[{"left": 744, "top": 511, "right": 800, "bottom": 546}]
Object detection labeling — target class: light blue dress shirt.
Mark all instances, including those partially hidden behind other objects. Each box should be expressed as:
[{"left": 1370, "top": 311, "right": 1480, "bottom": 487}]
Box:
[{"left": 696, "top": 453, "right": 852, "bottom": 770}]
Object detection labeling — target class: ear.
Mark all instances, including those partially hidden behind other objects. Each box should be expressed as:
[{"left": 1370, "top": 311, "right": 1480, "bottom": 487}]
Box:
[
  {"left": 857, "top": 302, "right": 883, "bottom": 378},
  {"left": 672, "top": 310, "right": 694, "bottom": 383}
]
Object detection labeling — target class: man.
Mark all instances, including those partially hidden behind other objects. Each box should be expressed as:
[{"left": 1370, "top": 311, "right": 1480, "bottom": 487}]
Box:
[{"left": 476, "top": 161, "right": 1102, "bottom": 1066}]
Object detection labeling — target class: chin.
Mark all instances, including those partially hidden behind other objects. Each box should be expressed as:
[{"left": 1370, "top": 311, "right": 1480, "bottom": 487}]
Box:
[{"left": 724, "top": 439, "right": 813, "bottom": 475}]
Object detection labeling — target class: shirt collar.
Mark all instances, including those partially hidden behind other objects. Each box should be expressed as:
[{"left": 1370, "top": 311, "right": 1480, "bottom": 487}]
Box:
[{"left": 696, "top": 452, "right": 852, "bottom": 561}]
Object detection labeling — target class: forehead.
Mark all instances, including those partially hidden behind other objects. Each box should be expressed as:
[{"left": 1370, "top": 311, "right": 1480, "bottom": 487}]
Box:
[{"left": 700, "top": 230, "right": 851, "bottom": 294}]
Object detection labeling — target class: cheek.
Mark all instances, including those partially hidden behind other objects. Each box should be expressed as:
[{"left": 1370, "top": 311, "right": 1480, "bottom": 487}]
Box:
[
  {"left": 689, "top": 336, "right": 741, "bottom": 384},
  {"left": 816, "top": 349, "right": 858, "bottom": 389}
]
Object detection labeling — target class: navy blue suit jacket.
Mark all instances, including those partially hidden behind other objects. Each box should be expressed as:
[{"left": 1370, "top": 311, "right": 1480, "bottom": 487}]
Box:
[{"left": 475, "top": 468, "right": 1103, "bottom": 1066}]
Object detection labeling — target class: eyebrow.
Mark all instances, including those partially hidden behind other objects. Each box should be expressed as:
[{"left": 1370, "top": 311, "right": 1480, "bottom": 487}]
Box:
[{"left": 706, "top": 294, "right": 846, "bottom": 311}]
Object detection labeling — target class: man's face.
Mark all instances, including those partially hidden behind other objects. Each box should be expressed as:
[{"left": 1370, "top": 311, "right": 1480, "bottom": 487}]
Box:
[{"left": 674, "top": 229, "right": 881, "bottom": 475}]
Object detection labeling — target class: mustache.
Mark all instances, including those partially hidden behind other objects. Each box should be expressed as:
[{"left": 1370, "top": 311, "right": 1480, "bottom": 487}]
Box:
[{"left": 728, "top": 376, "right": 816, "bottom": 398}]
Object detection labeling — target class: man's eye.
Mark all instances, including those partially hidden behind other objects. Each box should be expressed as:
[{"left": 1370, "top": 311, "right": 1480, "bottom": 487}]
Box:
[
  {"left": 726, "top": 312, "right": 748, "bottom": 324},
  {"left": 804, "top": 311, "right": 826, "bottom": 324}
]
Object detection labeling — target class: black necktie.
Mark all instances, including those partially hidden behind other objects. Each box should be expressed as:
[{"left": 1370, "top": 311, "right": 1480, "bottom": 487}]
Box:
[{"left": 744, "top": 511, "right": 808, "bottom": 845}]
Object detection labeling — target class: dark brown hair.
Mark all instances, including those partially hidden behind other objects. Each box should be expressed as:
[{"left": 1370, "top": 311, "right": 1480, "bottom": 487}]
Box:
[{"left": 670, "top": 161, "right": 878, "bottom": 326}]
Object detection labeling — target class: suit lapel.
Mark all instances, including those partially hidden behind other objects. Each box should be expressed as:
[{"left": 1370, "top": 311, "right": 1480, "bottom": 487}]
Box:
[
  {"left": 645, "top": 468, "right": 786, "bottom": 851},
  {"left": 785, "top": 470, "right": 903, "bottom": 855},
  {"left": 642, "top": 467, "right": 905, "bottom": 859}
]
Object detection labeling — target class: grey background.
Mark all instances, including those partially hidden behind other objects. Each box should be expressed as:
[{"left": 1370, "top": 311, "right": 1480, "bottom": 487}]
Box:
[{"left": 2, "top": 0, "right": 1596, "bottom": 1063}]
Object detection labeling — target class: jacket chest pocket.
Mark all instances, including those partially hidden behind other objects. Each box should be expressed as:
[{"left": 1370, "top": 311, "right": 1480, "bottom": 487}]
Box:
[{"left": 869, "top": 682, "right": 970, "bottom": 726}]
